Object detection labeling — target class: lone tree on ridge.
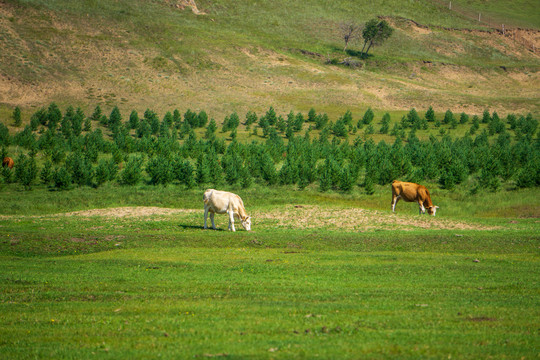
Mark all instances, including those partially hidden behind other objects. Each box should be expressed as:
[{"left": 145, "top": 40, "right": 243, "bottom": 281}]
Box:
[{"left": 361, "top": 19, "right": 393, "bottom": 56}]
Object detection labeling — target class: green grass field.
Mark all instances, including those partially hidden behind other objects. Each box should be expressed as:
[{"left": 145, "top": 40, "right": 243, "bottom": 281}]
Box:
[
  {"left": 0, "top": 185, "right": 538, "bottom": 359},
  {"left": 1, "top": 0, "right": 539, "bottom": 358}
]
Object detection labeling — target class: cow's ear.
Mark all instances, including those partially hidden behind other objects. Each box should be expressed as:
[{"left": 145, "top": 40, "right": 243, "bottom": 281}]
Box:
[{"left": 435, "top": 206, "right": 439, "bottom": 209}]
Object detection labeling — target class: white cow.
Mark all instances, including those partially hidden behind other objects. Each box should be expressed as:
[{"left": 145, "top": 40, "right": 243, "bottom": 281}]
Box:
[{"left": 203, "top": 189, "right": 251, "bottom": 232}]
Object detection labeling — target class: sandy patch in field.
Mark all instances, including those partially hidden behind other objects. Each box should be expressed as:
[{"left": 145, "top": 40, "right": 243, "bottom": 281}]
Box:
[
  {"left": 0, "top": 207, "right": 197, "bottom": 220},
  {"left": 253, "top": 205, "right": 499, "bottom": 231},
  {"left": 63, "top": 207, "right": 198, "bottom": 218}
]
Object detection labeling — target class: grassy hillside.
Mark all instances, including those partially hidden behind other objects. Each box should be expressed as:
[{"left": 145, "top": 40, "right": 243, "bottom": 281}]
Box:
[{"left": 0, "top": 0, "right": 538, "bottom": 121}]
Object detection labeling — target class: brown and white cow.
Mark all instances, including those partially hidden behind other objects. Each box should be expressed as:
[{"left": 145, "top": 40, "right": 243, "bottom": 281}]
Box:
[
  {"left": 391, "top": 180, "right": 439, "bottom": 216},
  {"left": 2, "top": 157, "right": 14, "bottom": 169},
  {"left": 203, "top": 189, "right": 251, "bottom": 231}
]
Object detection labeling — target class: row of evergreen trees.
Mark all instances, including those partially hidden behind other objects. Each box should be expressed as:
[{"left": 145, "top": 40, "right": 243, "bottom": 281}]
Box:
[{"left": 0, "top": 103, "right": 538, "bottom": 192}]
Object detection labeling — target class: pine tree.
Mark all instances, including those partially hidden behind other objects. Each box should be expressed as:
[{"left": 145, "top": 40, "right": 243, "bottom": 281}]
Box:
[
  {"left": 129, "top": 110, "right": 139, "bottom": 129},
  {"left": 507, "top": 114, "right": 517, "bottom": 130},
  {"left": 40, "top": 160, "right": 54, "bottom": 185},
  {"left": 339, "top": 166, "right": 355, "bottom": 192},
  {"left": 459, "top": 112, "right": 469, "bottom": 124},
  {"left": 198, "top": 110, "right": 208, "bottom": 127},
  {"left": 181, "top": 160, "right": 196, "bottom": 189},
  {"left": 478, "top": 156, "right": 501, "bottom": 192},
  {"left": 147, "top": 155, "right": 173, "bottom": 185},
  {"left": 90, "top": 105, "right": 102, "bottom": 121},
  {"left": 15, "top": 154, "right": 38, "bottom": 190},
  {"left": 245, "top": 111, "right": 258, "bottom": 126},
  {"left": 333, "top": 119, "right": 348, "bottom": 138},
  {"left": 0, "top": 122, "right": 11, "bottom": 147},
  {"left": 319, "top": 167, "right": 331, "bottom": 192},
  {"left": 222, "top": 112, "right": 240, "bottom": 132},
  {"left": 425, "top": 106, "right": 436, "bottom": 122},
  {"left": 293, "top": 112, "right": 304, "bottom": 131},
  {"left": 184, "top": 109, "right": 198, "bottom": 128},
  {"left": 173, "top": 109, "right": 182, "bottom": 128},
  {"left": 365, "top": 124, "right": 375, "bottom": 135},
  {"left": 307, "top": 108, "right": 317, "bottom": 123},
  {"left": 240, "top": 165, "right": 252, "bottom": 189},
  {"left": 13, "top": 107, "right": 22, "bottom": 127},
  {"left": 196, "top": 155, "right": 211, "bottom": 184},
  {"left": 362, "top": 108, "right": 374, "bottom": 125},
  {"left": 315, "top": 113, "right": 329, "bottom": 130},
  {"left": 144, "top": 109, "right": 159, "bottom": 135},
  {"left": 379, "top": 113, "right": 391, "bottom": 134},
  {"left": 60, "top": 107, "right": 73, "bottom": 139},
  {"left": 47, "top": 103, "right": 62, "bottom": 131},
  {"left": 443, "top": 109, "right": 453, "bottom": 125},
  {"left": 276, "top": 116, "right": 287, "bottom": 133},
  {"left": 66, "top": 151, "right": 93, "bottom": 186},
  {"left": 264, "top": 106, "right": 277, "bottom": 126},
  {"left": 259, "top": 115, "right": 270, "bottom": 137},
  {"left": 450, "top": 116, "right": 458, "bottom": 129},
  {"left": 53, "top": 166, "right": 72, "bottom": 190},
  {"left": 94, "top": 159, "right": 111, "bottom": 187},
  {"left": 72, "top": 108, "right": 84, "bottom": 136},
  {"left": 364, "top": 175, "right": 375, "bottom": 195},
  {"left": 119, "top": 155, "right": 144, "bottom": 185},
  {"left": 516, "top": 158, "right": 539, "bottom": 188},
  {"left": 481, "top": 109, "right": 491, "bottom": 124},
  {"left": 205, "top": 119, "right": 217, "bottom": 140},
  {"left": 260, "top": 150, "right": 278, "bottom": 185}
]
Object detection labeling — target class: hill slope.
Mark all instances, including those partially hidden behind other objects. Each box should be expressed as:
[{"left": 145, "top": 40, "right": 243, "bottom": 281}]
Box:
[{"left": 0, "top": 0, "right": 539, "bottom": 119}]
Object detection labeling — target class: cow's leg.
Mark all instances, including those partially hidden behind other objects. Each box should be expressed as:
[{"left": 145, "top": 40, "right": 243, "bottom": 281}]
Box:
[
  {"left": 210, "top": 212, "right": 216, "bottom": 230},
  {"left": 204, "top": 206, "right": 209, "bottom": 229},
  {"left": 418, "top": 201, "right": 425, "bottom": 215},
  {"left": 228, "top": 211, "right": 236, "bottom": 232},
  {"left": 391, "top": 195, "right": 400, "bottom": 212}
]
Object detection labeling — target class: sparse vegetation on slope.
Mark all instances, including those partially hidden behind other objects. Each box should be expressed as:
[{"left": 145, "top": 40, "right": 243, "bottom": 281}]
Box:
[{"left": 0, "top": 0, "right": 538, "bottom": 118}]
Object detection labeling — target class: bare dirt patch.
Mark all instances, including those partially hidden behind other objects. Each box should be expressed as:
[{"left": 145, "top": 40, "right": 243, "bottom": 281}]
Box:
[
  {"left": 0, "top": 207, "right": 197, "bottom": 221},
  {"left": 63, "top": 207, "right": 197, "bottom": 218},
  {"left": 253, "top": 205, "right": 499, "bottom": 231}
]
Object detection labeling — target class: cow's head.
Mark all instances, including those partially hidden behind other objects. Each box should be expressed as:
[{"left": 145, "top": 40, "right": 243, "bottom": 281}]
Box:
[
  {"left": 241, "top": 216, "right": 251, "bottom": 231},
  {"left": 427, "top": 206, "right": 439, "bottom": 216}
]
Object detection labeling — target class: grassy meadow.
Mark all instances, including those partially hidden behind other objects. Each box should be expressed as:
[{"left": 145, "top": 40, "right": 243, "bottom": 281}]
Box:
[
  {"left": 0, "top": 185, "right": 539, "bottom": 359},
  {"left": 1, "top": 0, "right": 539, "bottom": 358}
]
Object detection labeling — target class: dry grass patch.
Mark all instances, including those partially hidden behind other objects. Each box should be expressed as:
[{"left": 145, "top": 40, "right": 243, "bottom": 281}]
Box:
[{"left": 253, "top": 205, "right": 499, "bottom": 231}]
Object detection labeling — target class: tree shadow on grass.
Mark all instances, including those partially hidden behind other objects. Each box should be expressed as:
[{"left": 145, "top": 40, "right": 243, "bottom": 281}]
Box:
[
  {"left": 327, "top": 47, "right": 373, "bottom": 60},
  {"left": 345, "top": 49, "right": 372, "bottom": 59}
]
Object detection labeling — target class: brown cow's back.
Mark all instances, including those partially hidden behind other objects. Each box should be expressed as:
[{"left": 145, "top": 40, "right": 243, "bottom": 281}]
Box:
[{"left": 392, "top": 181, "right": 424, "bottom": 202}]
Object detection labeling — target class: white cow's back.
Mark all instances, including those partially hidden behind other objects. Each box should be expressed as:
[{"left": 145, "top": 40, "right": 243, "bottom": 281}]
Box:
[{"left": 203, "top": 189, "right": 239, "bottom": 214}]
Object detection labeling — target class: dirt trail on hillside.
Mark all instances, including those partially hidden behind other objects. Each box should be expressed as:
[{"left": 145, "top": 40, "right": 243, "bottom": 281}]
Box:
[{"left": 0, "top": 206, "right": 498, "bottom": 231}]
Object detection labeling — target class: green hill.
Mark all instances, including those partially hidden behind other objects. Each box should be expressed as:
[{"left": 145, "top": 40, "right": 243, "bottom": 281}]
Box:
[{"left": 0, "top": 0, "right": 539, "bottom": 119}]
